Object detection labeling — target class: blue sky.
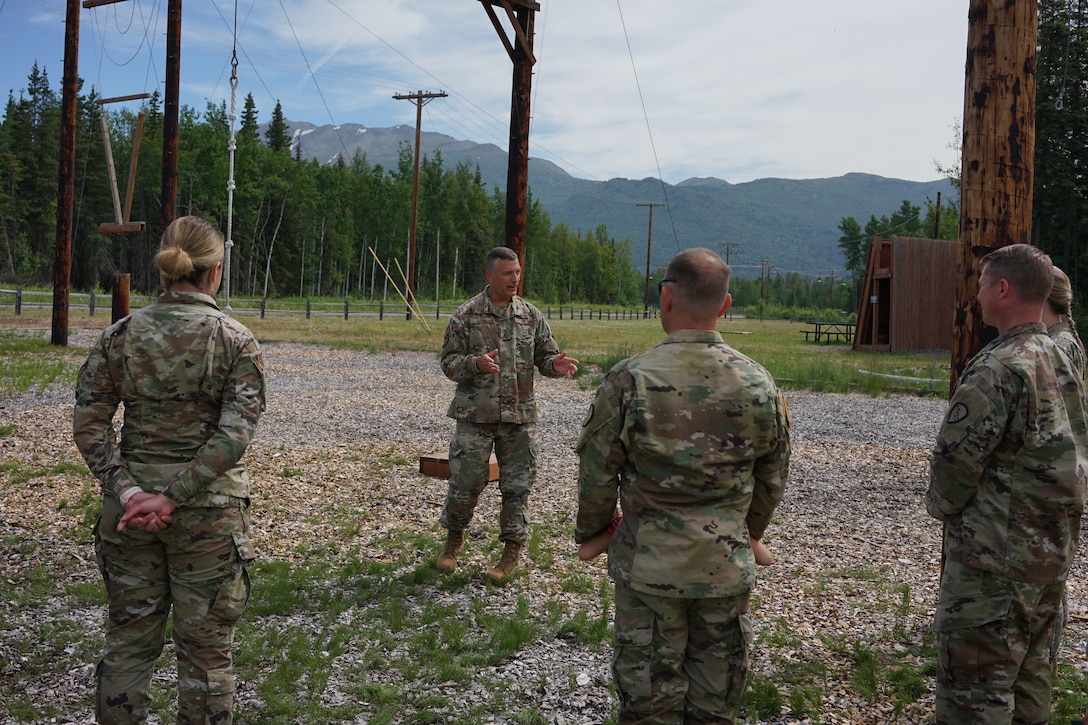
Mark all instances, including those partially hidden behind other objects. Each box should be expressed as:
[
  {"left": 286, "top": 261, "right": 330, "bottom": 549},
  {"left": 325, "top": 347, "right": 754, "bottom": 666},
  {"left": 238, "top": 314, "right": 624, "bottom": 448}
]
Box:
[{"left": 0, "top": 0, "right": 969, "bottom": 185}]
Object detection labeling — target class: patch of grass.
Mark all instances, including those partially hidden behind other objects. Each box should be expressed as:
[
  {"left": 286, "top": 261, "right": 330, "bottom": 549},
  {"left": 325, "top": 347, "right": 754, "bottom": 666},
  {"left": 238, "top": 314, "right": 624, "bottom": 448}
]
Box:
[
  {"left": 0, "top": 460, "right": 91, "bottom": 490},
  {"left": 2, "top": 314, "right": 953, "bottom": 398},
  {"left": 851, "top": 641, "right": 880, "bottom": 700},
  {"left": 788, "top": 684, "right": 823, "bottom": 722},
  {"left": 1052, "top": 664, "right": 1088, "bottom": 722},
  {"left": 737, "top": 672, "right": 782, "bottom": 720},
  {"left": 0, "top": 332, "right": 84, "bottom": 396}
]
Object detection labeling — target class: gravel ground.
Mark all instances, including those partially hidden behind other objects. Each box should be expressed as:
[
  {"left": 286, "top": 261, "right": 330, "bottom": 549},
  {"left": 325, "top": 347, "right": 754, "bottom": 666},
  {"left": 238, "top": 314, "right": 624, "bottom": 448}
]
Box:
[{"left": 4, "top": 332, "right": 1088, "bottom": 723}]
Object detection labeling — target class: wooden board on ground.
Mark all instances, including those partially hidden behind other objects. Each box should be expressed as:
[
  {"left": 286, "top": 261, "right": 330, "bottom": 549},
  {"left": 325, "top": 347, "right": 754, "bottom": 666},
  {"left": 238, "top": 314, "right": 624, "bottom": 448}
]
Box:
[{"left": 420, "top": 450, "right": 499, "bottom": 481}]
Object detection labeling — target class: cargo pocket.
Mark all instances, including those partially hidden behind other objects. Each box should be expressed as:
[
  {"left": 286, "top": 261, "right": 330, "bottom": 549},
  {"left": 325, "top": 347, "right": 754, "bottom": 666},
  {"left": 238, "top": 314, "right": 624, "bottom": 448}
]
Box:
[
  {"left": 613, "top": 604, "right": 655, "bottom": 701},
  {"left": 934, "top": 576, "right": 1012, "bottom": 690},
  {"left": 207, "top": 529, "right": 256, "bottom": 625}
]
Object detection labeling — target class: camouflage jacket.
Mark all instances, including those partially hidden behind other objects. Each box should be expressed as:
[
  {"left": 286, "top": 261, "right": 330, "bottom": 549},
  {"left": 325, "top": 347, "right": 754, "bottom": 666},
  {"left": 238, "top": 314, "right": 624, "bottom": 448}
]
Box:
[
  {"left": 927, "top": 322, "right": 1088, "bottom": 584},
  {"left": 440, "top": 287, "right": 564, "bottom": 423},
  {"left": 73, "top": 290, "right": 266, "bottom": 507},
  {"left": 1048, "top": 321, "right": 1086, "bottom": 379},
  {"left": 575, "top": 329, "right": 791, "bottom": 599}
]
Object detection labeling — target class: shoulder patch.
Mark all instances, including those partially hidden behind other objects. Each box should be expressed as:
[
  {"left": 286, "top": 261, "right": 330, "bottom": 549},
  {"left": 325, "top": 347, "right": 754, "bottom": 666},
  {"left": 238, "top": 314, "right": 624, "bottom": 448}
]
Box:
[
  {"left": 582, "top": 403, "right": 595, "bottom": 428},
  {"left": 946, "top": 401, "right": 969, "bottom": 425}
]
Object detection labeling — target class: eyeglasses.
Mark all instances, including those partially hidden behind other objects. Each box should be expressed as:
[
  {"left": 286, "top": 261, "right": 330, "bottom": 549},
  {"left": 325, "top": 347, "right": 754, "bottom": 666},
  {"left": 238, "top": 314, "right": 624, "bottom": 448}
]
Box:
[{"left": 657, "top": 277, "right": 676, "bottom": 294}]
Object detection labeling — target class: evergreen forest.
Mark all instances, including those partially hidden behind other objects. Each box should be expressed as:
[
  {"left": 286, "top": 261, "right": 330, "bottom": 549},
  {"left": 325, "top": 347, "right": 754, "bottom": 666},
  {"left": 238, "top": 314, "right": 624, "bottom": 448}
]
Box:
[{"left": 0, "top": 72, "right": 651, "bottom": 307}]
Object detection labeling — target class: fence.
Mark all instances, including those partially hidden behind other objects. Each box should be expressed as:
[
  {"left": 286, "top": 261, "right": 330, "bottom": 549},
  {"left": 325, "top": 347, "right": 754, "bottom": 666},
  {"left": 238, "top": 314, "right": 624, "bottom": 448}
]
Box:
[{"left": 0, "top": 287, "right": 660, "bottom": 322}]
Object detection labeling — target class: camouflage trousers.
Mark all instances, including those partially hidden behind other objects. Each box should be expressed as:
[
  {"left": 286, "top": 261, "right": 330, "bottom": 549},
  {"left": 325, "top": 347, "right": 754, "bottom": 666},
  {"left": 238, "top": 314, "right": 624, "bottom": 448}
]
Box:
[
  {"left": 440, "top": 420, "right": 538, "bottom": 545},
  {"left": 612, "top": 583, "right": 752, "bottom": 725},
  {"left": 933, "top": 559, "right": 1063, "bottom": 725},
  {"left": 94, "top": 495, "right": 255, "bottom": 725}
]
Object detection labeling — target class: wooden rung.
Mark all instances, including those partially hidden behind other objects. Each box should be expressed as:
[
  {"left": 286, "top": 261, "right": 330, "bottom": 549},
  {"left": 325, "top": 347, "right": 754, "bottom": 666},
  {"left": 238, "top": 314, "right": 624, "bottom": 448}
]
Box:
[
  {"left": 96, "top": 93, "right": 152, "bottom": 106},
  {"left": 420, "top": 450, "right": 499, "bottom": 482},
  {"left": 100, "top": 221, "right": 146, "bottom": 234}
]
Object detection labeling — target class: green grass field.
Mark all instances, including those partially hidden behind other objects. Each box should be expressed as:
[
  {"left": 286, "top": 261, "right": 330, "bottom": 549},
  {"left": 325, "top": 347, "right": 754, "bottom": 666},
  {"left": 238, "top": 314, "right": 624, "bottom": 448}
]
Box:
[{"left": 0, "top": 310, "right": 952, "bottom": 399}]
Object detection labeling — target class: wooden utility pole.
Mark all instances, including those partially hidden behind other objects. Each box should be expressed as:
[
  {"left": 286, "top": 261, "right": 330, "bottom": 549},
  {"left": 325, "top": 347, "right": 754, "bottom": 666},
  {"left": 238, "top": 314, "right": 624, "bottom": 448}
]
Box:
[
  {"left": 161, "top": 0, "right": 182, "bottom": 230},
  {"left": 393, "top": 90, "right": 447, "bottom": 319},
  {"left": 719, "top": 242, "right": 740, "bottom": 266},
  {"left": 479, "top": 0, "right": 539, "bottom": 293},
  {"left": 51, "top": 0, "right": 81, "bottom": 346},
  {"left": 951, "top": 0, "right": 1038, "bottom": 388},
  {"left": 637, "top": 202, "right": 664, "bottom": 317}
]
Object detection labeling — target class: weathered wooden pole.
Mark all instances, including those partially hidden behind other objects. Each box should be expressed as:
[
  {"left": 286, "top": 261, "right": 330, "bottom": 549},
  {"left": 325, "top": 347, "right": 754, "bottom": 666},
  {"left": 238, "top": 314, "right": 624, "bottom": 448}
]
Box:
[
  {"left": 951, "top": 0, "right": 1038, "bottom": 388},
  {"left": 392, "top": 90, "right": 446, "bottom": 319},
  {"left": 161, "top": 0, "right": 182, "bottom": 230},
  {"left": 637, "top": 202, "right": 664, "bottom": 317},
  {"left": 480, "top": 0, "right": 539, "bottom": 293},
  {"left": 51, "top": 0, "right": 81, "bottom": 347}
]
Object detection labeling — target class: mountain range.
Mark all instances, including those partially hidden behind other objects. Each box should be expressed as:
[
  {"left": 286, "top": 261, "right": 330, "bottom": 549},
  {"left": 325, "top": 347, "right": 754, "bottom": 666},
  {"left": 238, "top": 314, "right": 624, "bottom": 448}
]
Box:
[{"left": 284, "top": 120, "right": 957, "bottom": 278}]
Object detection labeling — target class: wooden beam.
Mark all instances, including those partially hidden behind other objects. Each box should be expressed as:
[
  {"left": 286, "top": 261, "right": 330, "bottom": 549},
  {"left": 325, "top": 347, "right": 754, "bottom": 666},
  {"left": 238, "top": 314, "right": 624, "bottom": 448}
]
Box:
[
  {"left": 499, "top": 0, "right": 537, "bottom": 65},
  {"left": 100, "top": 222, "right": 146, "bottom": 234},
  {"left": 481, "top": 2, "right": 516, "bottom": 62},
  {"left": 100, "top": 117, "right": 123, "bottom": 224},
  {"left": 96, "top": 93, "right": 151, "bottom": 105},
  {"left": 481, "top": 0, "right": 539, "bottom": 10},
  {"left": 83, "top": 0, "right": 129, "bottom": 8}
]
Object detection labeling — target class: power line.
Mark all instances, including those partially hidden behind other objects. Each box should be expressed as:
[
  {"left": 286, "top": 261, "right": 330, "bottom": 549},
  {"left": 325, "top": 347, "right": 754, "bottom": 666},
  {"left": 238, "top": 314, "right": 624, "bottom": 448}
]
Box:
[
  {"left": 275, "top": 0, "right": 349, "bottom": 160},
  {"left": 615, "top": 0, "right": 680, "bottom": 253}
]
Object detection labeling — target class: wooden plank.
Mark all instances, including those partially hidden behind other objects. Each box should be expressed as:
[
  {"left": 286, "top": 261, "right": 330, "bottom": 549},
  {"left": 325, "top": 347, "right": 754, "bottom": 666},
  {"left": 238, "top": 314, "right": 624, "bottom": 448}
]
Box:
[
  {"left": 96, "top": 93, "right": 151, "bottom": 105},
  {"left": 100, "top": 222, "right": 146, "bottom": 234},
  {"left": 420, "top": 450, "right": 499, "bottom": 481}
]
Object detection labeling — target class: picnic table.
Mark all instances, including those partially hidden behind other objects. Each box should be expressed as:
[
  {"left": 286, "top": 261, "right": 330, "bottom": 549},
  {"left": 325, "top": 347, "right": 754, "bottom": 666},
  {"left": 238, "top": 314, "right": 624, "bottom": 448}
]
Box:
[{"left": 801, "top": 321, "right": 855, "bottom": 344}]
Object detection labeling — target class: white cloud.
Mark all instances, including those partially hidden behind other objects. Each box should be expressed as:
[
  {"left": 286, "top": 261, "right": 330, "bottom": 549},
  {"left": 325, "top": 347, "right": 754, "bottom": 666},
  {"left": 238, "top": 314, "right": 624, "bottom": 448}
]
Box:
[{"left": 0, "top": 0, "right": 969, "bottom": 183}]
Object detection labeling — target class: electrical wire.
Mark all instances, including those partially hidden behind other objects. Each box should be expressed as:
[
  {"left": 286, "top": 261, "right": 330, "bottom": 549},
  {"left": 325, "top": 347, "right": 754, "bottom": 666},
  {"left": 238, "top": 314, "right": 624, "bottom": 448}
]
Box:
[
  {"left": 275, "top": 0, "right": 350, "bottom": 160},
  {"left": 615, "top": 0, "right": 679, "bottom": 253}
]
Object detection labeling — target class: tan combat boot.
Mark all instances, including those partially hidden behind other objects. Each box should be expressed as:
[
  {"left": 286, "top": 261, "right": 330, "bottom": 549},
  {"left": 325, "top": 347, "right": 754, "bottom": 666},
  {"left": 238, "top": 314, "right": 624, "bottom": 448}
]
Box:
[
  {"left": 486, "top": 541, "right": 522, "bottom": 584},
  {"left": 436, "top": 529, "right": 465, "bottom": 572}
]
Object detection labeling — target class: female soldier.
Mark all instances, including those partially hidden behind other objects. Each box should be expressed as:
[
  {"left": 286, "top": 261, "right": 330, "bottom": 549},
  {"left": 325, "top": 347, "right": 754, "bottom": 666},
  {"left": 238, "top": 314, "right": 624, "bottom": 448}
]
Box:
[
  {"left": 1045, "top": 265, "right": 1086, "bottom": 378},
  {"left": 74, "top": 216, "right": 265, "bottom": 724}
]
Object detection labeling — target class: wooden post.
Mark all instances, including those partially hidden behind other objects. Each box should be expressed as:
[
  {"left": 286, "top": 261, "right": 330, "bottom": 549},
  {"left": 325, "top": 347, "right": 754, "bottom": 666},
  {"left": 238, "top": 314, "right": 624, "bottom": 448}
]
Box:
[
  {"left": 52, "top": 0, "right": 80, "bottom": 347},
  {"left": 480, "top": 0, "right": 539, "bottom": 292},
  {"left": 638, "top": 202, "right": 664, "bottom": 318},
  {"left": 392, "top": 90, "right": 446, "bottom": 320},
  {"left": 951, "top": 0, "right": 1038, "bottom": 389},
  {"left": 111, "top": 274, "right": 130, "bottom": 324},
  {"left": 161, "top": 0, "right": 182, "bottom": 230}
]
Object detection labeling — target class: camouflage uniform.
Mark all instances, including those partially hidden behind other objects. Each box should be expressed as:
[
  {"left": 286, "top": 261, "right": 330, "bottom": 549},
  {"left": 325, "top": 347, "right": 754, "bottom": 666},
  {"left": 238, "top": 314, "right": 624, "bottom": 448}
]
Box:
[
  {"left": 439, "top": 286, "right": 565, "bottom": 544},
  {"left": 1047, "top": 320, "right": 1086, "bottom": 676},
  {"left": 1049, "top": 320, "right": 1086, "bottom": 378},
  {"left": 74, "top": 289, "right": 266, "bottom": 725},
  {"left": 926, "top": 322, "right": 1088, "bottom": 725},
  {"left": 576, "top": 329, "right": 790, "bottom": 724}
]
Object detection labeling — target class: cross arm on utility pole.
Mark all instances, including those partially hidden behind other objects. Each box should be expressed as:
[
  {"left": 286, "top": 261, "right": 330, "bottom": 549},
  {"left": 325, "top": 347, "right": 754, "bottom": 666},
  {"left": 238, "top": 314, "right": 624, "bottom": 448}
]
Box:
[{"left": 480, "top": 0, "right": 540, "bottom": 64}]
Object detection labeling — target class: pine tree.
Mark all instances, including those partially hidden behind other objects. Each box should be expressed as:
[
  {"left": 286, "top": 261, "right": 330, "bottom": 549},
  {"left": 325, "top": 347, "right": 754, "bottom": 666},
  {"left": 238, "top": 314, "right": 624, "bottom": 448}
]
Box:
[{"left": 265, "top": 100, "right": 290, "bottom": 152}]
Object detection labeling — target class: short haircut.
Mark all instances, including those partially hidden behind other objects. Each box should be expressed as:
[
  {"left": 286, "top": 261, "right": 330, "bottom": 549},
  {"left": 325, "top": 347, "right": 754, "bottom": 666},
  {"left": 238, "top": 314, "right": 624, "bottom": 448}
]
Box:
[
  {"left": 980, "top": 244, "right": 1053, "bottom": 303},
  {"left": 486, "top": 246, "right": 519, "bottom": 271},
  {"left": 664, "top": 247, "right": 731, "bottom": 315}
]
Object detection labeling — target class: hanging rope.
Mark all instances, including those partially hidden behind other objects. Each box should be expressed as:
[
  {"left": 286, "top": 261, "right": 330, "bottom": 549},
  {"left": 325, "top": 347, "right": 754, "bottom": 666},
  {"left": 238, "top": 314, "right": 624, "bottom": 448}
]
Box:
[{"left": 224, "top": 0, "right": 240, "bottom": 313}]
